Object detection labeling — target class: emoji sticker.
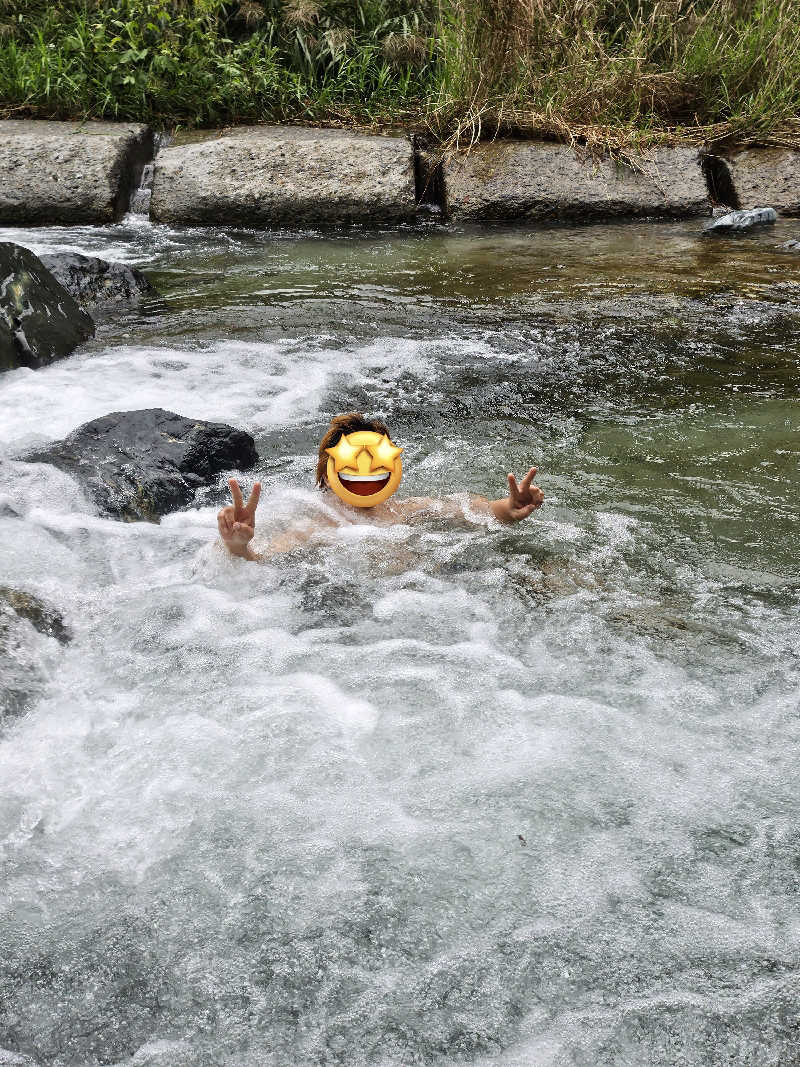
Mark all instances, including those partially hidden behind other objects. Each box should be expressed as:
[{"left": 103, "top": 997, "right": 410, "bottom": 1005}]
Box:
[{"left": 326, "top": 430, "right": 403, "bottom": 508}]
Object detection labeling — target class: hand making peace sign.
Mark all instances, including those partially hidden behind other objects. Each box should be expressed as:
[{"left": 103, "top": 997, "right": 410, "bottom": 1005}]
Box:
[
  {"left": 504, "top": 466, "right": 544, "bottom": 521},
  {"left": 217, "top": 478, "right": 261, "bottom": 557}
]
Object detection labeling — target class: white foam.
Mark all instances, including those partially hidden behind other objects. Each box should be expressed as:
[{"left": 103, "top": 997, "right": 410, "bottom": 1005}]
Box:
[{"left": 0, "top": 337, "right": 439, "bottom": 451}]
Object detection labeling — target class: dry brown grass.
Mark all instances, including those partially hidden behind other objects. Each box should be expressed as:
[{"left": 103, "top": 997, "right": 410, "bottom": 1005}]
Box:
[
  {"left": 429, "top": 0, "right": 800, "bottom": 155},
  {"left": 282, "top": 0, "right": 320, "bottom": 28},
  {"left": 382, "top": 32, "right": 429, "bottom": 70},
  {"left": 238, "top": 0, "right": 265, "bottom": 27}
]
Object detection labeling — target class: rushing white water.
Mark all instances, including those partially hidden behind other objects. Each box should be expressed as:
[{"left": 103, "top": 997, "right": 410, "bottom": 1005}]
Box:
[{"left": 1, "top": 219, "right": 799, "bottom": 1066}]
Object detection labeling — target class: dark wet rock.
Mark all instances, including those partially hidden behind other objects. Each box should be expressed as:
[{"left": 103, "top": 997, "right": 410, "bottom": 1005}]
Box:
[
  {"left": 0, "top": 120, "right": 153, "bottom": 225},
  {"left": 0, "top": 242, "right": 95, "bottom": 372},
  {"left": 0, "top": 587, "right": 71, "bottom": 644},
  {"left": 29, "top": 408, "right": 259, "bottom": 521},
  {"left": 703, "top": 207, "right": 777, "bottom": 234},
  {"left": 39, "top": 252, "right": 157, "bottom": 309}
]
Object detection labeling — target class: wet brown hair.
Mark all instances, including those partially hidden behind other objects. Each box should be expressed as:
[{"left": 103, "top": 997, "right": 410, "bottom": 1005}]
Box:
[{"left": 316, "top": 412, "right": 391, "bottom": 489}]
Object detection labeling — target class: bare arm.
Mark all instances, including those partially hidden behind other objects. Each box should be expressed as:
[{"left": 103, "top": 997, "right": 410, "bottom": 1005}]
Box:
[
  {"left": 217, "top": 463, "right": 544, "bottom": 563},
  {"left": 386, "top": 465, "right": 544, "bottom": 525}
]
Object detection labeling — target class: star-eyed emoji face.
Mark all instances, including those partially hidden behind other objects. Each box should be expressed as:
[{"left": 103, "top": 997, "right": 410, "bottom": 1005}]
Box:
[{"left": 325, "top": 430, "right": 403, "bottom": 508}]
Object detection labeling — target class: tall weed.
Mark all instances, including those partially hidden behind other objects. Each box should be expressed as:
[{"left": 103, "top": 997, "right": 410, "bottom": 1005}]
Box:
[{"left": 431, "top": 0, "right": 800, "bottom": 147}]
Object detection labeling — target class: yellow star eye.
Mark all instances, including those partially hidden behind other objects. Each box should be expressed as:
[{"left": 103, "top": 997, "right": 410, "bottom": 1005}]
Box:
[
  {"left": 325, "top": 433, "right": 362, "bottom": 472},
  {"left": 367, "top": 434, "right": 403, "bottom": 472}
]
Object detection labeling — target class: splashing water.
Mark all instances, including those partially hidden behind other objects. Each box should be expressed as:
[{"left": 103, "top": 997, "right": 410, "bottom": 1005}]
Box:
[{"left": 0, "top": 218, "right": 799, "bottom": 1066}]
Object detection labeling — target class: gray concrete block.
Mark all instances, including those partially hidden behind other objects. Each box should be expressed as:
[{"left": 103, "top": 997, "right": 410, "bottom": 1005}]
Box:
[
  {"left": 722, "top": 149, "right": 800, "bottom": 216},
  {"left": 0, "top": 120, "right": 153, "bottom": 225},
  {"left": 150, "top": 126, "right": 416, "bottom": 226},
  {"left": 442, "top": 142, "right": 710, "bottom": 221}
]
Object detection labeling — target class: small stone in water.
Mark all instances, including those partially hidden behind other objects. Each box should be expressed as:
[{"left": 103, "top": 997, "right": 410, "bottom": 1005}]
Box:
[{"left": 703, "top": 207, "right": 778, "bottom": 234}]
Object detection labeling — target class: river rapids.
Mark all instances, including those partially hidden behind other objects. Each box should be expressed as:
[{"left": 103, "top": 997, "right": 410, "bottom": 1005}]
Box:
[{"left": 1, "top": 217, "right": 799, "bottom": 1066}]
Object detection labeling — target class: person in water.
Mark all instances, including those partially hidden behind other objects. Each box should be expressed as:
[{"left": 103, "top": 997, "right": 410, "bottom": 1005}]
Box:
[{"left": 217, "top": 412, "right": 544, "bottom": 561}]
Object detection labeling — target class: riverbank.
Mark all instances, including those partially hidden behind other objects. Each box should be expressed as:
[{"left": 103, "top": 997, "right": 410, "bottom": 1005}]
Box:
[{"left": 1, "top": 0, "right": 799, "bottom": 153}]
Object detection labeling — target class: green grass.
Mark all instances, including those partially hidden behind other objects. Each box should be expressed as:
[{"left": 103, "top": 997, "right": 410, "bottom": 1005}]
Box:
[
  {"left": 0, "top": 0, "right": 437, "bottom": 126},
  {"left": 0, "top": 0, "right": 798, "bottom": 148}
]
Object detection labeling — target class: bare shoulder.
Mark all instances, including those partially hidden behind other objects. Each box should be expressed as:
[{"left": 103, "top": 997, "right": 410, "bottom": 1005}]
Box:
[
  {"left": 381, "top": 494, "right": 493, "bottom": 523},
  {"left": 384, "top": 495, "right": 437, "bottom": 518},
  {"left": 255, "top": 513, "right": 338, "bottom": 558}
]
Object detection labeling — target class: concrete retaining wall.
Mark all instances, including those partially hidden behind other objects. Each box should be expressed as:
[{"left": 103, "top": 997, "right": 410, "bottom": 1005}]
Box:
[
  {"left": 0, "top": 121, "right": 153, "bottom": 225},
  {"left": 440, "top": 142, "right": 710, "bottom": 221},
  {"left": 718, "top": 149, "right": 800, "bottom": 216},
  {"left": 150, "top": 126, "right": 416, "bottom": 226},
  {"left": 0, "top": 120, "right": 799, "bottom": 228}
]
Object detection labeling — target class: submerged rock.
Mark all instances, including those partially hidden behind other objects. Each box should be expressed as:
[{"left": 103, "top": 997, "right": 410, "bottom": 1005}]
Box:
[
  {"left": 29, "top": 409, "right": 259, "bottom": 521},
  {"left": 0, "top": 242, "right": 95, "bottom": 372},
  {"left": 39, "top": 252, "right": 157, "bottom": 309},
  {"left": 0, "top": 589, "right": 69, "bottom": 721},
  {"left": 0, "top": 605, "right": 42, "bottom": 718},
  {"left": 0, "top": 587, "right": 71, "bottom": 644},
  {"left": 703, "top": 207, "right": 778, "bottom": 234}
]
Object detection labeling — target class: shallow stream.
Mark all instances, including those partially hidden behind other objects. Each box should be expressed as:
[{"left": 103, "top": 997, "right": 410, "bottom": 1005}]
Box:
[{"left": 1, "top": 215, "right": 799, "bottom": 1066}]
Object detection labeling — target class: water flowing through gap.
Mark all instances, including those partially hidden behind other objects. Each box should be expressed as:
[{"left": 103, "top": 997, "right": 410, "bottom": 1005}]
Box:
[
  {"left": 0, "top": 217, "right": 799, "bottom": 1066},
  {"left": 127, "top": 133, "right": 171, "bottom": 219}
]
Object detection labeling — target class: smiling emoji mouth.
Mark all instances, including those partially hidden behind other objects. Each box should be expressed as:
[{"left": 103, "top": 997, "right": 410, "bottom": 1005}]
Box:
[{"left": 338, "top": 472, "right": 391, "bottom": 496}]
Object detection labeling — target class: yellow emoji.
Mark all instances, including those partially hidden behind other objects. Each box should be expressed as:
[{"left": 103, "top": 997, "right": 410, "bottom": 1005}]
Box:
[{"left": 326, "top": 430, "right": 403, "bottom": 508}]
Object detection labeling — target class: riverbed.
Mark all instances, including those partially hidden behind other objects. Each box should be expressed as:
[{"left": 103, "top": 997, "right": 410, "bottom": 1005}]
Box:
[{"left": 1, "top": 216, "right": 799, "bottom": 1066}]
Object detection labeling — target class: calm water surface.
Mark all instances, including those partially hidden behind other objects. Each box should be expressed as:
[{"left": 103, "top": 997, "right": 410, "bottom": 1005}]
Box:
[{"left": 1, "top": 216, "right": 799, "bottom": 1066}]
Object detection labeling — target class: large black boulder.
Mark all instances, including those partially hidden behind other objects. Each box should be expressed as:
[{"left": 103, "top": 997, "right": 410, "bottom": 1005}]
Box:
[
  {"left": 29, "top": 409, "right": 259, "bottom": 521},
  {"left": 0, "top": 241, "right": 95, "bottom": 372},
  {"left": 39, "top": 252, "right": 157, "bottom": 309}
]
